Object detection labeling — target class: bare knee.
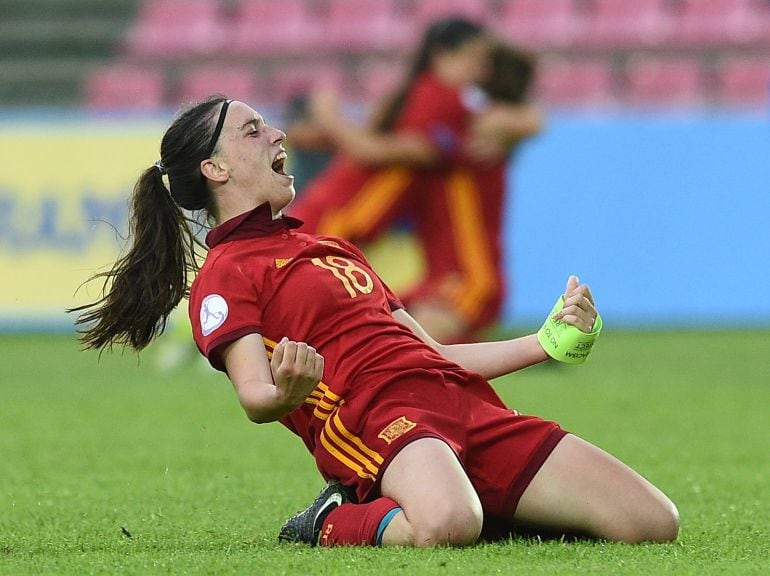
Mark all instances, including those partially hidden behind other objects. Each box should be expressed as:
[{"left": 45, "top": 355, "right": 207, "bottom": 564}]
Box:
[
  {"left": 380, "top": 437, "right": 485, "bottom": 547},
  {"left": 638, "top": 498, "right": 680, "bottom": 543},
  {"left": 656, "top": 505, "right": 680, "bottom": 543},
  {"left": 410, "top": 501, "right": 483, "bottom": 547},
  {"left": 610, "top": 497, "right": 680, "bottom": 544}
]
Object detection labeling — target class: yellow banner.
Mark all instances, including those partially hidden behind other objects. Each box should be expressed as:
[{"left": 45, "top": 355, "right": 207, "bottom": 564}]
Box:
[
  {"left": 0, "top": 119, "right": 162, "bottom": 328},
  {"left": 0, "top": 117, "right": 426, "bottom": 330}
]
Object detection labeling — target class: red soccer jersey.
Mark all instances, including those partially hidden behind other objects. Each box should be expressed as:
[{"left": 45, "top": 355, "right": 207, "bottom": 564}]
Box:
[
  {"left": 189, "top": 203, "right": 505, "bottom": 452},
  {"left": 395, "top": 70, "right": 473, "bottom": 161}
]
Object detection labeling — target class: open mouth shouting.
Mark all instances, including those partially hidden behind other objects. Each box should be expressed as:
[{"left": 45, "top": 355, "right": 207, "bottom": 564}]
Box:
[{"left": 271, "top": 150, "right": 294, "bottom": 183}]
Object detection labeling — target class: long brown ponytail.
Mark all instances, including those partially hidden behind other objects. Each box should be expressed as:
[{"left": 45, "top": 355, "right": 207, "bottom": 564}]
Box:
[{"left": 69, "top": 95, "right": 229, "bottom": 351}]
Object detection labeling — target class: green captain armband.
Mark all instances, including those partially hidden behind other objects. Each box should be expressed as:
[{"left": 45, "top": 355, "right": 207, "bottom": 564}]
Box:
[{"left": 537, "top": 296, "right": 603, "bottom": 364}]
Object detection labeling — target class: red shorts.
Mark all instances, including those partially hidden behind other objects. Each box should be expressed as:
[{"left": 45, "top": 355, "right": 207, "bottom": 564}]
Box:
[{"left": 311, "top": 369, "right": 567, "bottom": 519}]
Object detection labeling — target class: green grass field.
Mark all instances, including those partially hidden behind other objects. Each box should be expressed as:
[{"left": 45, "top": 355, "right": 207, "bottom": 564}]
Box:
[{"left": 2, "top": 330, "right": 769, "bottom": 575}]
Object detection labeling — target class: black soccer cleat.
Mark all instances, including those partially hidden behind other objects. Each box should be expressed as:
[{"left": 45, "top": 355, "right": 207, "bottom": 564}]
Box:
[{"left": 278, "top": 481, "right": 354, "bottom": 546}]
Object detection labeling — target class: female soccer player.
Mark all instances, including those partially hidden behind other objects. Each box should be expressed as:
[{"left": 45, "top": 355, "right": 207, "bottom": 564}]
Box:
[
  {"left": 71, "top": 96, "right": 679, "bottom": 547},
  {"left": 289, "top": 18, "right": 542, "bottom": 343}
]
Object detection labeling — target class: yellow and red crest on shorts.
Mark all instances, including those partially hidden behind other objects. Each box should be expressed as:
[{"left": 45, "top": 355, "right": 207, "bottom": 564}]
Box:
[
  {"left": 378, "top": 416, "right": 416, "bottom": 445},
  {"left": 275, "top": 258, "right": 293, "bottom": 268}
]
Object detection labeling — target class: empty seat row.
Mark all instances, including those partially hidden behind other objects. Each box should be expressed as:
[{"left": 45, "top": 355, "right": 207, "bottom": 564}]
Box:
[
  {"left": 499, "top": 0, "right": 770, "bottom": 49},
  {"left": 538, "top": 56, "right": 770, "bottom": 108},
  {"left": 84, "top": 56, "right": 770, "bottom": 111},
  {"left": 125, "top": 0, "right": 486, "bottom": 58},
  {"left": 124, "top": 0, "right": 770, "bottom": 59},
  {"left": 84, "top": 60, "right": 405, "bottom": 111}
]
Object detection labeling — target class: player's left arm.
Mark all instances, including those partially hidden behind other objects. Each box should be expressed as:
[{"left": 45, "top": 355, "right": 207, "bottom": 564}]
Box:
[
  {"left": 395, "top": 308, "right": 549, "bottom": 377},
  {"left": 465, "top": 103, "right": 543, "bottom": 165},
  {"left": 393, "top": 276, "right": 599, "bottom": 380},
  {"left": 474, "top": 102, "right": 542, "bottom": 141}
]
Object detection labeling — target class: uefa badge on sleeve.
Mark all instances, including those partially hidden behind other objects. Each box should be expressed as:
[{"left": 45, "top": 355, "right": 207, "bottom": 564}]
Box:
[{"left": 201, "top": 294, "right": 228, "bottom": 336}]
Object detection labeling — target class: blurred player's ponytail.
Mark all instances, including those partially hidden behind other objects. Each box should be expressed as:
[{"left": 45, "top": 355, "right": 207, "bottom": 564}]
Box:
[{"left": 69, "top": 96, "right": 228, "bottom": 352}]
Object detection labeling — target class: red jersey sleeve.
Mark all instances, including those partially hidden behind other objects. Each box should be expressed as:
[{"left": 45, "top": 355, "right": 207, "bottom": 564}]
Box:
[
  {"left": 190, "top": 257, "right": 263, "bottom": 371},
  {"left": 381, "top": 279, "right": 405, "bottom": 313}
]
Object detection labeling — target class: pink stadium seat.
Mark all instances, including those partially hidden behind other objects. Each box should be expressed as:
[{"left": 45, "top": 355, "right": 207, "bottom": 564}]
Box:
[
  {"left": 355, "top": 59, "right": 405, "bottom": 102},
  {"left": 535, "top": 58, "right": 615, "bottom": 108},
  {"left": 756, "top": 3, "right": 770, "bottom": 42},
  {"left": 625, "top": 57, "right": 704, "bottom": 107},
  {"left": 227, "top": 0, "right": 321, "bottom": 55},
  {"left": 495, "top": 0, "right": 583, "bottom": 49},
  {"left": 273, "top": 62, "right": 349, "bottom": 103},
  {"left": 716, "top": 57, "right": 770, "bottom": 107},
  {"left": 325, "top": 0, "right": 414, "bottom": 52},
  {"left": 177, "top": 66, "right": 264, "bottom": 105},
  {"left": 84, "top": 65, "right": 165, "bottom": 110},
  {"left": 412, "top": 0, "right": 491, "bottom": 26},
  {"left": 676, "top": 0, "right": 764, "bottom": 45},
  {"left": 580, "top": 0, "right": 675, "bottom": 47},
  {"left": 125, "top": 0, "right": 224, "bottom": 57}
]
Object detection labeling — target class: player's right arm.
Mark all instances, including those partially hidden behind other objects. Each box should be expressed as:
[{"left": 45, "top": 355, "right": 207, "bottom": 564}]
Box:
[
  {"left": 221, "top": 334, "right": 324, "bottom": 424},
  {"left": 307, "top": 89, "right": 439, "bottom": 167}
]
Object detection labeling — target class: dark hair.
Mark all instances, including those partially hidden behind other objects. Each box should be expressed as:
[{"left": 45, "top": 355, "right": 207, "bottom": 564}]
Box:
[
  {"left": 375, "top": 17, "right": 485, "bottom": 132},
  {"left": 69, "top": 95, "right": 229, "bottom": 352},
  {"left": 481, "top": 42, "right": 537, "bottom": 104}
]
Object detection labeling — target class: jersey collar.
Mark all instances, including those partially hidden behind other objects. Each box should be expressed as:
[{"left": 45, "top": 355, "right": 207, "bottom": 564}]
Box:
[{"left": 205, "top": 202, "right": 303, "bottom": 248}]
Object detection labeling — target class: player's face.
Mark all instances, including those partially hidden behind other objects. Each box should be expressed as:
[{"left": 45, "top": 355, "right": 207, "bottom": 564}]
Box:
[
  {"left": 213, "top": 101, "right": 295, "bottom": 213},
  {"left": 439, "top": 36, "right": 493, "bottom": 86}
]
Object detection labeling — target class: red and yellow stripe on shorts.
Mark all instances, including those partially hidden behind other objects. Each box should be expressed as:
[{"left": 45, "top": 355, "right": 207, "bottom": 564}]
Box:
[{"left": 263, "top": 337, "right": 383, "bottom": 481}]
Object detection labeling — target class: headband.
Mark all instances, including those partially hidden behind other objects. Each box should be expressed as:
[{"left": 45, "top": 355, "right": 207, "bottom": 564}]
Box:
[{"left": 205, "top": 99, "right": 232, "bottom": 158}]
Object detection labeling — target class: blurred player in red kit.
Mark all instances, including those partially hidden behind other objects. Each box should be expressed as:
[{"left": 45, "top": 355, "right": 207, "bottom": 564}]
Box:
[{"left": 290, "top": 18, "right": 542, "bottom": 343}]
